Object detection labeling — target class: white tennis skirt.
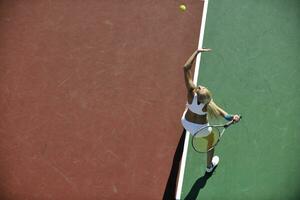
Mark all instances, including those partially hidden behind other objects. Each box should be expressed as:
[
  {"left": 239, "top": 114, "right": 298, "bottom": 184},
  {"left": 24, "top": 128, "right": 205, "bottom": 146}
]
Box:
[{"left": 181, "top": 109, "right": 211, "bottom": 137}]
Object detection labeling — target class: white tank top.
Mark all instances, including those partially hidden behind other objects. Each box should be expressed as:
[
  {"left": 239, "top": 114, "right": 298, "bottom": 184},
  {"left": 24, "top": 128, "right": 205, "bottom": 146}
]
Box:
[{"left": 186, "top": 93, "right": 207, "bottom": 115}]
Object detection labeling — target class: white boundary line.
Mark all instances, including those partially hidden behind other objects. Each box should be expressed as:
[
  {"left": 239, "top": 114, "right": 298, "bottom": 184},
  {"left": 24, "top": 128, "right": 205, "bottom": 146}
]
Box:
[{"left": 175, "top": 0, "right": 209, "bottom": 199}]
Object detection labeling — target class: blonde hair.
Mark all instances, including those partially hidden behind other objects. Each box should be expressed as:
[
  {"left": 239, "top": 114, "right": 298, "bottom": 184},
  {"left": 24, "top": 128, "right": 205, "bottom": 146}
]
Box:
[
  {"left": 207, "top": 100, "right": 221, "bottom": 119},
  {"left": 198, "top": 87, "right": 220, "bottom": 119}
]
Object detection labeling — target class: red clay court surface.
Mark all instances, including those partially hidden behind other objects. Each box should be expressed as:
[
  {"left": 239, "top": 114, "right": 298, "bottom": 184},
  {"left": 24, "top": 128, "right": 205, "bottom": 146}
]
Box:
[{"left": 0, "top": 1, "right": 204, "bottom": 199}]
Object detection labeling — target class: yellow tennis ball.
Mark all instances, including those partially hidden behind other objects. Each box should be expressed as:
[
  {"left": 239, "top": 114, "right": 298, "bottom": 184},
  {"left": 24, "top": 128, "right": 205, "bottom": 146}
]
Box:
[{"left": 179, "top": 4, "right": 187, "bottom": 11}]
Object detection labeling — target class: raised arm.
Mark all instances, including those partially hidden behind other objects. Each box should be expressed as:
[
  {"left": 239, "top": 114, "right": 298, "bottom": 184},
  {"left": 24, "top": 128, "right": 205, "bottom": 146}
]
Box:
[{"left": 183, "top": 48, "right": 211, "bottom": 92}]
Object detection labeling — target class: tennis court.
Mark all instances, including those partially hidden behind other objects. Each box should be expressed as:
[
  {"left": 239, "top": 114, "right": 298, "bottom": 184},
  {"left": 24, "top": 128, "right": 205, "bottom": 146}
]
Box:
[
  {"left": 0, "top": 0, "right": 299, "bottom": 199},
  {"left": 176, "top": 0, "right": 300, "bottom": 199},
  {"left": 0, "top": 1, "right": 202, "bottom": 199}
]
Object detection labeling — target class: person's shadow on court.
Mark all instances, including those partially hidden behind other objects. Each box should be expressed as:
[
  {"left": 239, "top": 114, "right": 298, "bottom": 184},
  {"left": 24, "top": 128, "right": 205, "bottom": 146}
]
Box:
[
  {"left": 163, "top": 130, "right": 186, "bottom": 200},
  {"left": 183, "top": 166, "right": 218, "bottom": 200},
  {"left": 162, "top": 129, "right": 218, "bottom": 200}
]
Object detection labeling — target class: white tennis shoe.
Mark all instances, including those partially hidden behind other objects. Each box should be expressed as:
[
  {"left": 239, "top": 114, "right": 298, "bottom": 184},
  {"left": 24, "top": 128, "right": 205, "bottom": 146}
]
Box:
[{"left": 206, "top": 155, "right": 219, "bottom": 173}]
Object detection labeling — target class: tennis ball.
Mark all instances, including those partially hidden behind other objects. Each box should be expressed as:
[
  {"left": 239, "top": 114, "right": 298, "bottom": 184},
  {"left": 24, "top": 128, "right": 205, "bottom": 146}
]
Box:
[{"left": 179, "top": 4, "right": 187, "bottom": 11}]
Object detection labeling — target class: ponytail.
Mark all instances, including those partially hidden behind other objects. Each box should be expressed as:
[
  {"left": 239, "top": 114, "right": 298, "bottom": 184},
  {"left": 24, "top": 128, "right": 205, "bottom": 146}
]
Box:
[{"left": 207, "top": 100, "right": 221, "bottom": 119}]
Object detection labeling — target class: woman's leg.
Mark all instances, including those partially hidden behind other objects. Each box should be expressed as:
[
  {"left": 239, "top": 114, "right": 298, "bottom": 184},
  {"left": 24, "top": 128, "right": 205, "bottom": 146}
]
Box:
[
  {"left": 207, "top": 148, "right": 214, "bottom": 167},
  {"left": 205, "top": 131, "right": 220, "bottom": 172},
  {"left": 205, "top": 133, "right": 214, "bottom": 167}
]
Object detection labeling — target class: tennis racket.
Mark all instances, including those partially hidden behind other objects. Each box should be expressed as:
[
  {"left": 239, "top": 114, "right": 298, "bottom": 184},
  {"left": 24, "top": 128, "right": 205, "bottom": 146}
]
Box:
[{"left": 192, "top": 116, "right": 242, "bottom": 153}]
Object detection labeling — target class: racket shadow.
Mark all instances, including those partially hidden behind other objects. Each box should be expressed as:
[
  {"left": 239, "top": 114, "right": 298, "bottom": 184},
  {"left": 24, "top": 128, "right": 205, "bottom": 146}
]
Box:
[{"left": 184, "top": 166, "right": 218, "bottom": 200}]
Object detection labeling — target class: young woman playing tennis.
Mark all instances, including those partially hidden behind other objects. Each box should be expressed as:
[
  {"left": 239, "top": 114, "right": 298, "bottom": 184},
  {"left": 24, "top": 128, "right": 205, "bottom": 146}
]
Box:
[{"left": 181, "top": 49, "right": 240, "bottom": 173}]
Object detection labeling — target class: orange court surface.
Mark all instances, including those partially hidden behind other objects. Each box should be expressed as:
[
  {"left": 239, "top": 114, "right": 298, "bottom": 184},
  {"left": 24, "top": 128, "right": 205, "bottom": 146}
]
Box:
[{"left": 0, "top": 1, "right": 204, "bottom": 199}]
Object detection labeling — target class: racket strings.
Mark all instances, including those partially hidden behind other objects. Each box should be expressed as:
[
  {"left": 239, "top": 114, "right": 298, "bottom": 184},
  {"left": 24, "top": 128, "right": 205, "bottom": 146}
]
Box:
[{"left": 192, "top": 127, "right": 220, "bottom": 153}]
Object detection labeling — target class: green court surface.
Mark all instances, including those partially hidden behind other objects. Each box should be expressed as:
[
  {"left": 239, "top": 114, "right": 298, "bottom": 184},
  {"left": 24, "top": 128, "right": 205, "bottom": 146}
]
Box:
[{"left": 180, "top": 0, "right": 300, "bottom": 199}]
